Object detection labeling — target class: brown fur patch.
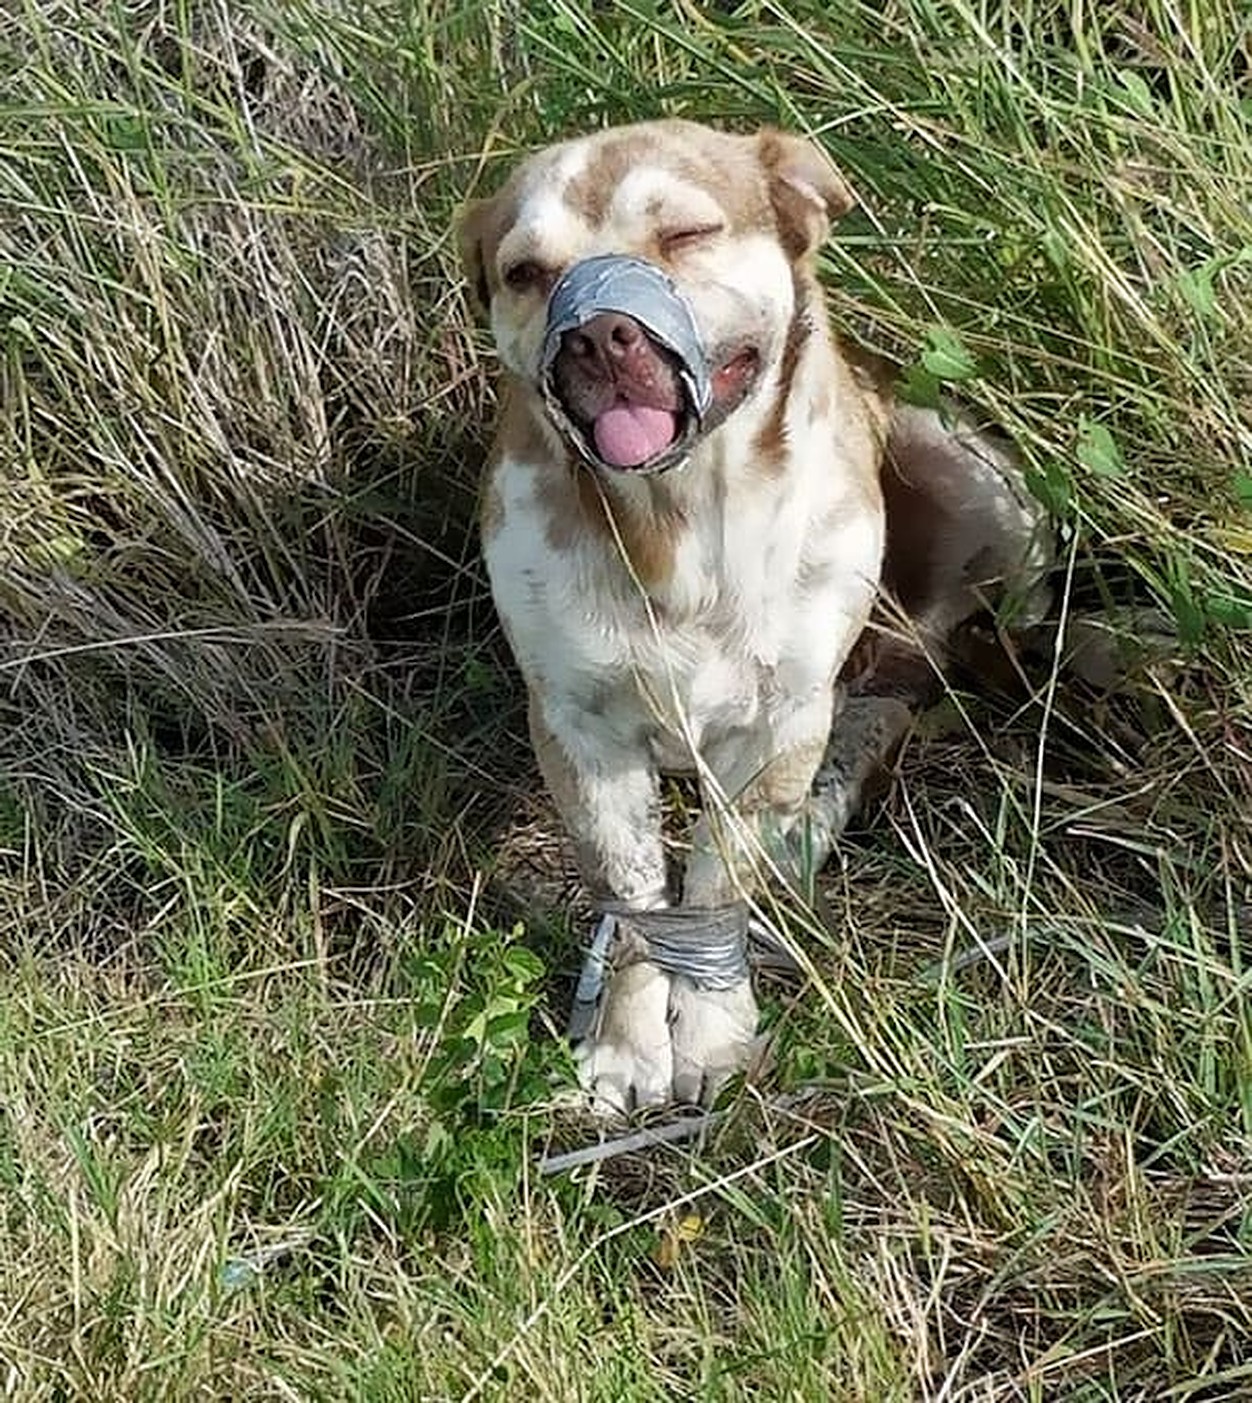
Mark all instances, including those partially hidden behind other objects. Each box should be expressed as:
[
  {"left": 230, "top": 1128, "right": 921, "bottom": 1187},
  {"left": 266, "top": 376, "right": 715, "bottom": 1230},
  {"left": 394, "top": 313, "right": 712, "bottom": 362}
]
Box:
[
  {"left": 602, "top": 486, "right": 687, "bottom": 594},
  {"left": 560, "top": 471, "right": 687, "bottom": 595},
  {"left": 878, "top": 438, "right": 952, "bottom": 619},
  {"left": 675, "top": 135, "right": 772, "bottom": 236},
  {"left": 491, "top": 385, "right": 587, "bottom": 553},
  {"left": 563, "top": 133, "right": 657, "bottom": 228},
  {"left": 752, "top": 272, "right": 815, "bottom": 475},
  {"left": 846, "top": 343, "right": 893, "bottom": 396},
  {"left": 494, "top": 382, "right": 684, "bottom": 593},
  {"left": 487, "top": 382, "right": 586, "bottom": 556},
  {"left": 844, "top": 342, "right": 894, "bottom": 444},
  {"left": 544, "top": 469, "right": 588, "bottom": 553},
  {"left": 567, "top": 122, "right": 777, "bottom": 242},
  {"left": 492, "top": 380, "right": 557, "bottom": 468}
]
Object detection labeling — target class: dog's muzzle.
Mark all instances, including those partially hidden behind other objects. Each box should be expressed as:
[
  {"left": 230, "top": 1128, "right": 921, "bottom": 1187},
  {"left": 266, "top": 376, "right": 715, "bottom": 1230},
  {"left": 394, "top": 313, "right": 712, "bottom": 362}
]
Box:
[{"left": 540, "top": 254, "right": 713, "bottom": 476}]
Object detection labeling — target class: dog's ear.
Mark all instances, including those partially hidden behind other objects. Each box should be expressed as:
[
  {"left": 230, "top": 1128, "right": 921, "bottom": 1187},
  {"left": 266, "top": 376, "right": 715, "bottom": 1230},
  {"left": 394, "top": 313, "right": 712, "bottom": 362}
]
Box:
[
  {"left": 457, "top": 197, "right": 494, "bottom": 314},
  {"left": 757, "top": 130, "right": 855, "bottom": 261}
]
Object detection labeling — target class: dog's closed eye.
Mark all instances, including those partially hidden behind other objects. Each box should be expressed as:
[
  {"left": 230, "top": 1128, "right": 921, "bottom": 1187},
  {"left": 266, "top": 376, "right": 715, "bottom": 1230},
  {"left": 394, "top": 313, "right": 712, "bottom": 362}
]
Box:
[
  {"left": 657, "top": 223, "right": 724, "bottom": 256},
  {"left": 503, "top": 259, "right": 554, "bottom": 294}
]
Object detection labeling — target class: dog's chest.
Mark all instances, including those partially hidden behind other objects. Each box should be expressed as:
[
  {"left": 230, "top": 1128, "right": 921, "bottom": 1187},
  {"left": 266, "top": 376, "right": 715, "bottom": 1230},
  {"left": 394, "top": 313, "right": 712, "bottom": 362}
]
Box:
[{"left": 486, "top": 452, "right": 869, "bottom": 756}]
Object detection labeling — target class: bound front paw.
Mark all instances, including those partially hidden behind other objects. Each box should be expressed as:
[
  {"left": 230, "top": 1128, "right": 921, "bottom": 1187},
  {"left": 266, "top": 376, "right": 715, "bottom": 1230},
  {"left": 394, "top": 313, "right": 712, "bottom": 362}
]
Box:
[
  {"left": 668, "top": 975, "right": 760, "bottom": 1105},
  {"left": 570, "top": 907, "right": 761, "bottom": 1116},
  {"left": 574, "top": 956, "right": 674, "bottom": 1115}
]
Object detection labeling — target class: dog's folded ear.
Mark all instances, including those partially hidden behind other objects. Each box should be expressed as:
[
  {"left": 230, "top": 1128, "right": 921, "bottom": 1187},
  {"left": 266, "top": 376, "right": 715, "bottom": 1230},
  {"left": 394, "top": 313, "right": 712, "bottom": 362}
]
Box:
[
  {"left": 457, "top": 197, "right": 493, "bottom": 314},
  {"left": 757, "top": 130, "right": 855, "bottom": 261}
]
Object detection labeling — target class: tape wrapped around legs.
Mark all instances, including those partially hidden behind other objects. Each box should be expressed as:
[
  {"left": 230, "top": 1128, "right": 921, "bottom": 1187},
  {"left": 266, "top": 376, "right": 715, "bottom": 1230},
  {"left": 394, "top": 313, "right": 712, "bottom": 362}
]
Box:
[
  {"left": 603, "top": 903, "right": 751, "bottom": 989},
  {"left": 566, "top": 905, "right": 754, "bottom": 1043}
]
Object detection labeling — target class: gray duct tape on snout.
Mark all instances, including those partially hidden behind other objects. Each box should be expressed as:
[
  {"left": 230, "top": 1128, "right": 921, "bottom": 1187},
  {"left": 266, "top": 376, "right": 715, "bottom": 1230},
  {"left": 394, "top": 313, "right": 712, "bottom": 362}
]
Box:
[{"left": 541, "top": 254, "right": 713, "bottom": 475}]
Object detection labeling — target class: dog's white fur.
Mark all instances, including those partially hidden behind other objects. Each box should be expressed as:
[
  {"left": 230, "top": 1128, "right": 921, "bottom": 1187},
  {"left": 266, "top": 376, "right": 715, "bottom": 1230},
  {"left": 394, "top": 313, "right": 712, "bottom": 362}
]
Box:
[{"left": 461, "top": 120, "right": 1048, "bottom": 1113}]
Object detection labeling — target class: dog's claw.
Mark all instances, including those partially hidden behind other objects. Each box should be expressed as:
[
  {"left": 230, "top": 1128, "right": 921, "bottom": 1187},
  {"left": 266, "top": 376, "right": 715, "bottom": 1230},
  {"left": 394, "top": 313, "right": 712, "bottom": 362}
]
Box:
[{"left": 574, "top": 954, "right": 673, "bottom": 1116}]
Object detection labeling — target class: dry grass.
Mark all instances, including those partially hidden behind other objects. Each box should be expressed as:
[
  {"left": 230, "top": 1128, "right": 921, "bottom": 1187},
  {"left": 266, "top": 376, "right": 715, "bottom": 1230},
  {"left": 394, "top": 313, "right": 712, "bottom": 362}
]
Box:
[{"left": 0, "top": 0, "right": 1249, "bottom": 1397}]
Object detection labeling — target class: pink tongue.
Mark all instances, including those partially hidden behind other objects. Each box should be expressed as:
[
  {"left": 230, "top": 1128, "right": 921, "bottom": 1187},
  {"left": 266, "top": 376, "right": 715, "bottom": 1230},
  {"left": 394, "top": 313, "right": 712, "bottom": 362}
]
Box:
[{"left": 592, "top": 404, "right": 678, "bottom": 468}]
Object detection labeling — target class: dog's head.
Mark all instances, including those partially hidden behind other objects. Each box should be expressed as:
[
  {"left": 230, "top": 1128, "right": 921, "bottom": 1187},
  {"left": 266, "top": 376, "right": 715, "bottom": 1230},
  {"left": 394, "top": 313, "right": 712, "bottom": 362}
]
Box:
[{"left": 459, "top": 120, "right": 854, "bottom": 474}]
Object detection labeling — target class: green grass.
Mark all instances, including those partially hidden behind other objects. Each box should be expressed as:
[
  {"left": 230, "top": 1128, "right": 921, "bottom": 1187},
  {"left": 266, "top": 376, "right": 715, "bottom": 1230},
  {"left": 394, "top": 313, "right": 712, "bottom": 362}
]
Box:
[{"left": 1, "top": 0, "right": 1250, "bottom": 1396}]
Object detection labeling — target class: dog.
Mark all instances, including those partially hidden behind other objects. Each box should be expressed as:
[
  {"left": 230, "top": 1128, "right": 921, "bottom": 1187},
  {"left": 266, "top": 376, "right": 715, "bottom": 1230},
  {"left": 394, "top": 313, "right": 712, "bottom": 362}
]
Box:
[{"left": 459, "top": 119, "right": 1049, "bottom": 1114}]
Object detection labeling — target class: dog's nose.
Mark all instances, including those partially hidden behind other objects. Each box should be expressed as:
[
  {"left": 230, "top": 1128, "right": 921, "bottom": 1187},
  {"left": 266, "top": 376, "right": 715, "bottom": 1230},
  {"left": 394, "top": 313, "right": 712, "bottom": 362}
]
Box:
[{"left": 563, "top": 312, "right": 644, "bottom": 365}]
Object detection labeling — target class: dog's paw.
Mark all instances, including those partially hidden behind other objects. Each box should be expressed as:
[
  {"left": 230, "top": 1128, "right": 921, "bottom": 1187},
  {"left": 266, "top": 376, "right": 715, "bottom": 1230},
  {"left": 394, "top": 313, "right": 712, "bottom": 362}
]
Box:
[
  {"left": 668, "top": 976, "right": 760, "bottom": 1105},
  {"left": 574, "top": 958, "right": 674, "bottom": 1116},
  {"left": 795, "top": 695, "right": 913, "bottom": 876}
]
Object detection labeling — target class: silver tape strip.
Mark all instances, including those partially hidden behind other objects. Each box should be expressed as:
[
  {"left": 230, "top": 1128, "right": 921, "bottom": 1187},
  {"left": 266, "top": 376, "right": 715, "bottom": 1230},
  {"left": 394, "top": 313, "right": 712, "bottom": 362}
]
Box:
[
  {"left": 540, "top": 253, "right": 713, "bottom": 475},
  {"left": 567, "top": 904, "right": 753, "bottom": 1041},
  {"left": 541, "top": 253, "right": 712, "bottom": 414},
  {"left": 604, "top": 903, "right": 750, "bottom": 990},
  {"left": 566, "top": 911, "right": 616, "bottom": 1043}
]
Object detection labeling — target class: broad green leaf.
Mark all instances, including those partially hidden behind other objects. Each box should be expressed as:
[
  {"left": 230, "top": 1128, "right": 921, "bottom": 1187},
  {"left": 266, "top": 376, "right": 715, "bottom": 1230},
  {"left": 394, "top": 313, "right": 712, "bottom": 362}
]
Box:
[
  {"left": 1025, "top": 460, "right": 1073, "bottom": 515},
  {"left": 1205, "top": 592, "right": 1252, "bottom": 629},
  {"left": 1040, "top": 228, "right": 1069, "bottom": 271},
  {"left": 1176, "top": 265, "right": 1217, "bottom": 318},
  {"left": 897, "top": 363, "right": 942, "bottom": 408},
  {"left": 1166, "top": 555, "right": 1205, "bottom": 644},
  {"left": 1077, "top": 416, "right": 1125, "bottom": 478},
  {"left": 1116, "top": 69, "right": 1155, "bottom": 116},
  {"left": 920, "top": 326, "right": 978, "bottom": 382}
]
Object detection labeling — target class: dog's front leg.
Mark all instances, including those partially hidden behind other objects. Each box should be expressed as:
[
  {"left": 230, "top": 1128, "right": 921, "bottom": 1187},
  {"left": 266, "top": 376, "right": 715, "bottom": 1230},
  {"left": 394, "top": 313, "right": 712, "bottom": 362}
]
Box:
[
  {"left": 670, "top": 691, "right": 835, "bottom": 1103},
  {"left": 800, "top": 692, "right": 913, "bottom": 880},
  {"left": 528, "top": 696, "right": 668, "bottom": 909},
  {"left": 527, "top": 697, "right": 675, "bottom": 1113},
  {"left": 683, "top": 691, "right": 835, "bottom": 905}
]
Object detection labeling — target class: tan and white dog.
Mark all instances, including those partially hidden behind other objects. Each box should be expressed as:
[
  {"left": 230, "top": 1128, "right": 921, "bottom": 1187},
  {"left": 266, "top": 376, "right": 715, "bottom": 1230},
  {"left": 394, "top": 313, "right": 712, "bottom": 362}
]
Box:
[{"left": 460, "top": 120, "right": 1048, "bottom": 1113}]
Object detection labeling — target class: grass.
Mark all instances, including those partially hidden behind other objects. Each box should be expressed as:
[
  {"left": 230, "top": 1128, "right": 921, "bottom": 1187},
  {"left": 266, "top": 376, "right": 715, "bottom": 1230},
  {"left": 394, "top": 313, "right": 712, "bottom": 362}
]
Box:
[{"left": 0, "top": 0, "right": 1250, "bottom": 1396}]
